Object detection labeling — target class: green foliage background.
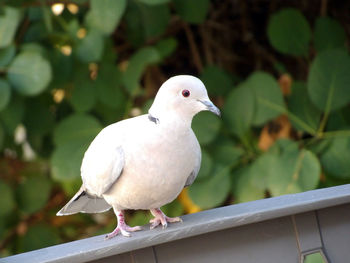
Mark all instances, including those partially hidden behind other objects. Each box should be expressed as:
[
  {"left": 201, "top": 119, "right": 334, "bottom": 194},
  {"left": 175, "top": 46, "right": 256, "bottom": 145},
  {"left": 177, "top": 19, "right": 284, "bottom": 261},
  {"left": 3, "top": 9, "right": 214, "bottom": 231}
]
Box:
[{"left": 0, "top": 0, "right": 350, "bottom": 257}]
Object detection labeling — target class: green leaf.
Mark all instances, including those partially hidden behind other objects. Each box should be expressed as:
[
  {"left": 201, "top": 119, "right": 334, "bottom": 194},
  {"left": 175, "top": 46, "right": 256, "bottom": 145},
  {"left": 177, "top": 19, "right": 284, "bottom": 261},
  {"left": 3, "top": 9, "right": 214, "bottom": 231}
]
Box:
[
  {"left": 0, "top": 180, "right": 15, "bottom": 218},
  {"left": 196, "top": 150, "right": 213, "bottom": 180},
  {"left": 155, "top": 38, "right": 177, "bottom": 59},
  {"left": 288, "top": 82, "right": 321, "bottom": 133},
  {"left": 268, "top": 144, "right": 320, "bottom": 196},
  {"left": 295, "top": 150, "right": 321, "bottom": 191},
  {"left": 60, "top": 179, "right": 82, "bottom": 197},
  {"left": 75, "top": 29, "right": 104, "bottom": 63},
  {"left": 20, "top": 43, "right": 46, "bottom": 56},
  {"left": 101, "top": 38, "right": 118, "bottom": 63},
  {"left": 142, "top": 99, "right": 154, "bottom": 114},
  {"left": 268, "top": 138, "right": 299, "bottom": 156},
  {"left": 0, "top": 124, "right": 4, "bottom": 151},
  {"left": 50, "top": 50, "right": 73, "bottom": 88},
  {"left": 0, "top": 78, "right": 11, "bottom": 111},
  {"left": 124, "top": 2, "right": 145, "bottom": 46},
  {"left": 248, "top": 71, "right": 285, "bottom": 125},
  {"left": 41, "top": 5, "right": 53, "bottom": 33},
  {"left": 236, "top": 141, "right": 320, "bottom": 201},
  {"left": 0, "top": 95, "right": 24, "bottom": 134},
  {"left": 0, "top": 7, "right": 22, "bottom": 48},
  {"left": 192, "top": 111, "right": 221, "bottom": 145},
  {"left": 137, "top": 0, "right": 171, "bottom": 4},
  {"left": 67, "top": 18, "right": 79, "bottom": 40},
  {"left": 326, "top": 111, "right": 349, "bottom": 131},
  {"left": 85, "top": 0, "right": 126, "bottom": 35},
  {"left": 341, "top": 107, "right": 350, "bottom": 126},
  {"left": 139, "top": 4, "right": 170, "bottom": 39},
  {"left": 125, "top": 2, "right": 170, "bottom": 46},
  {"left": 53, "top": 113, "right": 102, "bottom": 146},
  {"left": 127, "top": 211, "right": 152, "bottom": 227},
  {"left": 307, "top": 49, "right": 350, "bottom": 112},
  {"left": 212, "top": 144, "right": 243, "bottom": 167},
  {"left": 189, "top": 165, "right": 230, "bottom": 209},
  {"left": 123, "top": 47, "right": 160, "bottom": 95},
  {"left": 235, "top": 166, "right": 266, "bottom": 203},
  {"left": 70, "top": 78, "right": 96, "bottom": 113},
  {"left": 304, "top": 252, "right": 327, "bottom": 263},
  {"left": 161, "top": 199, "right": 184, "bottom": 217},
  {"left": 23, "top": 22, "right": 47, "bottom": 43},
  {"left": 267, "top": 8, "right": 311, "bottom": 56},
  {"left": 18, "top": 224, "right": 60, "bottom": 253},
  {"left": 248, "top": 153, "right": 275, "bottom": 191},
  {"left": 51, "top": 139, "right": 89, "bottom": 182},
  {"left": 307, "top": 138, "right": 332, "bottom": 156},
  {"left": 8, "top": 51, "right": 52, "bottom": 96},
  {"left": 96, "top": 63, "right": 126, "bottom": 109},
  {"left": 17, "top": 176, "right": 52, "bottom": 214},
  {"left": 0, "top": 44, "right": 15, "bottom": 67},
  {"left": 321, "top": 137, "right": 350, "bottom": 179},
  {"left": 28, "top": 6, "right": 43, "bottom": 21},
  {"left": 173, "top": 0, "right": 210, "bottom": 24},
  {"left": 314, "top": 17, "right": 346, "bottom": 53},
  {"left": 223, "top": 82, "right": 254, "bottom": 137},
  {"left": 200, "top": 65, "right": 233, "bottom": 96},
  {"left": 23, "top": 98, "right": 54, "bottom": 137},
  {"left": 94, "top": 103, "right": 124, "bottom": 126},
  {"left": 52, "top": 114, "right": 102, "bottom": 182}
]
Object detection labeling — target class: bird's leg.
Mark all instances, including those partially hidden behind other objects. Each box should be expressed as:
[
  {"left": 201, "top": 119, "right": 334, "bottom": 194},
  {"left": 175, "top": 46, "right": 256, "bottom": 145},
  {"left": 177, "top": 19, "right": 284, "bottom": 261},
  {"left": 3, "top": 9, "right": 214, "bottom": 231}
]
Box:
[
  {"left": 149, "top": 208, "right": 182, "bottom": 229},
  {"left": 105, "top": 209, "right": 142, "bottom": 239}
]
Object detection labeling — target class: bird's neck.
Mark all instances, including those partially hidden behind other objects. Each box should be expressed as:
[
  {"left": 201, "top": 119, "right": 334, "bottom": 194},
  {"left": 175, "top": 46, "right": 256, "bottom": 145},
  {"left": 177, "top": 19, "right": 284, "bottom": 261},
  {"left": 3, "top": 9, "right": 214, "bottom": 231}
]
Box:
[{"left": 148, "top": 111, "right": 193, "bottom": 131}]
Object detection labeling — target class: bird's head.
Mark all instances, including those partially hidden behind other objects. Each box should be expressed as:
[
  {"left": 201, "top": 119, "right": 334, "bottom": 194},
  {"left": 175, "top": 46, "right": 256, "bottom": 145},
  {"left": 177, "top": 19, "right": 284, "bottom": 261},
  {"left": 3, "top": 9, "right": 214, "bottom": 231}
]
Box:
[{"left": 149, "top": 75, "right": 220, "bottom": 123}]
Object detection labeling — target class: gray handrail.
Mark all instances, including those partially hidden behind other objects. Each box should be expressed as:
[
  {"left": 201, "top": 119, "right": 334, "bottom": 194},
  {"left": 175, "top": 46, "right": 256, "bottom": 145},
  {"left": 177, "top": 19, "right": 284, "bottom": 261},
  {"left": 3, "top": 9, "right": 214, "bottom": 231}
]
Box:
[{"left": 1, "top": 184, "right": 350, "bottom": 263}]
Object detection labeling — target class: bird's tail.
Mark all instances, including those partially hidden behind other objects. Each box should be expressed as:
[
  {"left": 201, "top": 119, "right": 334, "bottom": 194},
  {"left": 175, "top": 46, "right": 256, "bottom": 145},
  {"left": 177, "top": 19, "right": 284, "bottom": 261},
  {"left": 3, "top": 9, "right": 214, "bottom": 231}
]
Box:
[{"left": 56, "top": 186, "right": 112, "bottom": 216}]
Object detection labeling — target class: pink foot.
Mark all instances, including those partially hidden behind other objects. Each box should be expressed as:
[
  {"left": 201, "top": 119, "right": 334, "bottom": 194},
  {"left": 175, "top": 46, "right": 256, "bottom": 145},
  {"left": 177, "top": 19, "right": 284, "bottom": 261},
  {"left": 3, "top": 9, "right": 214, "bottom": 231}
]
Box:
[
  {"left": 105, "top": 225, "right": 142, "bottom": 239},
  {"left": 105, "top": 209, "right": 142, "bottom": 239},
  {"left": 149, "top": 208, "right": 182, "bottom": 229}
]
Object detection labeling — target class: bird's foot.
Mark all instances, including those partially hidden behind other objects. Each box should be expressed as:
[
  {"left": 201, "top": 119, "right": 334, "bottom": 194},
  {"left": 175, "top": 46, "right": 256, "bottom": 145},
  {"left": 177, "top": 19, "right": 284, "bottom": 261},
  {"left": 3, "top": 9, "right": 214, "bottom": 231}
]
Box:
[
  {"left": 105, "top": 225, "right": 142, "bottom": 239},
  {"left": 105, "top": 209, "right": 142, "bottom": 239},
  {"left": 149, "top": 208, "right": 182, "bottom": 229}
]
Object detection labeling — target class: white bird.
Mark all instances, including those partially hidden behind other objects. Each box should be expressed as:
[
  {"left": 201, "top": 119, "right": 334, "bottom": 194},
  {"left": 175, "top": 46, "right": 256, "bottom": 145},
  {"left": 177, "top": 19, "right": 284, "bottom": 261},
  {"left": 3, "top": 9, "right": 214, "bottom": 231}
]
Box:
[{"left": 57, "top": 75, "right": 220, "bottom": 238}]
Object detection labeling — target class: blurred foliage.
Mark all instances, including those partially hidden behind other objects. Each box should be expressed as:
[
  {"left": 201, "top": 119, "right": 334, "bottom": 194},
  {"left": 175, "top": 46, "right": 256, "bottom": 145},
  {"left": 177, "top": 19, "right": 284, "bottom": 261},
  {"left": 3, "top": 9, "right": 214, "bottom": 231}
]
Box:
[{"left": 0, "top": 0, "right": 350, "bottom": 257}]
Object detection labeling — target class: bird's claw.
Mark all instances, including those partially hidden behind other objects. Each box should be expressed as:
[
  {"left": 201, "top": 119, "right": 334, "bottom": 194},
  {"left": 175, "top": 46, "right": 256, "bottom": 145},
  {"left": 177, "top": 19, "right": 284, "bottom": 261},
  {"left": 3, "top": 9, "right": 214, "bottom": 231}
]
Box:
[
  {"left": 105, "top": 225, "right": 142, "bottom": 239},
  {"left": 149, "top": 213, "right": 182, "bottom": 230},
  {"left": 150, "top": 218, "right": 166, "bottom": 229}
]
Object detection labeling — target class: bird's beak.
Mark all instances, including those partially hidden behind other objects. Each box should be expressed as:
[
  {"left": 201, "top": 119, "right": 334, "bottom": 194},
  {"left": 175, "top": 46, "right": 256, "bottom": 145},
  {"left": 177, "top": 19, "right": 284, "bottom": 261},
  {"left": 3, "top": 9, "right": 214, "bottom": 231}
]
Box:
[{"left": 199, "top": 100, "right": 221, "bottom": 117}]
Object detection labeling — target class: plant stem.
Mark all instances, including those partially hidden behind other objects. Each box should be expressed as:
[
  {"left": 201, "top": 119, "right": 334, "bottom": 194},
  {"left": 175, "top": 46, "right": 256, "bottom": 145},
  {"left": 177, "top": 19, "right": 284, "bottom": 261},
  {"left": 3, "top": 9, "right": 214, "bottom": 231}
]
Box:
[
  {"left": 317, "top": 81, "right": 335, "bottom": 137},
  {"left": 286, "top": 111, "right": 316, "bottom": 135},
  {"left": 321, "top": 130, "right": 350, "bottom": 139},
  {"left": 240, "top": 132, "right": 254, "bottom": 153},
  {"left": 53, "top": 15, "right": 69, "bottom": 32},
  {"left": 40, "top": 1, "right": 53, "bottom": 33},
  {"left": 259, "top": 97, "right": 316, "bottom": 135}
]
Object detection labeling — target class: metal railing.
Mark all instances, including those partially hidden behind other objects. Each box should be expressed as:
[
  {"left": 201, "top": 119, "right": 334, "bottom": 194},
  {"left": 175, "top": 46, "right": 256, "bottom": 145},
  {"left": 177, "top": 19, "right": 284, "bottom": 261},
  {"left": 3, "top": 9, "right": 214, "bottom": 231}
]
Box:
[{"left": 1, "top": 184, "right": 350, "bottom": 263}]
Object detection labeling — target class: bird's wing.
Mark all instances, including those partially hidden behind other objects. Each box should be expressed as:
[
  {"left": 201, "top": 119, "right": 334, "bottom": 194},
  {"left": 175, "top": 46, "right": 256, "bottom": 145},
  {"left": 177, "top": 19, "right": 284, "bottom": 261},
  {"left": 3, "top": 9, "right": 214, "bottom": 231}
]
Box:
[
  {"left": 184, "top": 138, "right": 202, "bottom": 187},
  {"left": 81, "top": 125, "right": 125, "bottom": 197}
]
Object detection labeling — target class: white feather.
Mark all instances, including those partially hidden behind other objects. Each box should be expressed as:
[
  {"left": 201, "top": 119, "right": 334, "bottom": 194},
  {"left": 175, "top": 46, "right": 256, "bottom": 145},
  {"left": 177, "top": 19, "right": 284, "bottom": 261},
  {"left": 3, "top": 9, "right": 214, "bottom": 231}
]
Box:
[{"left": 58, "top": 75, "right": 220, "bottom": 214}]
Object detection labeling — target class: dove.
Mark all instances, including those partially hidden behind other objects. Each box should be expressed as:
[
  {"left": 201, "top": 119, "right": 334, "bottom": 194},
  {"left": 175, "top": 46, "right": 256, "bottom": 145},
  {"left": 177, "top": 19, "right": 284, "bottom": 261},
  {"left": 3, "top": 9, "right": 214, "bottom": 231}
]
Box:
[{"left": 57, "top": 75, "right": 220, "bottom": 238}]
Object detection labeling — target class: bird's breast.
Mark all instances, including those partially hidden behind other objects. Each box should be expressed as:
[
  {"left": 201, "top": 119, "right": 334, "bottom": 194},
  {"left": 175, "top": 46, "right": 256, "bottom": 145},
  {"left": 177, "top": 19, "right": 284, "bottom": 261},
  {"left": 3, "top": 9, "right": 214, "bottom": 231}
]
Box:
[{"left": 103, "top": 127, "right": 199, "bottom": 210}]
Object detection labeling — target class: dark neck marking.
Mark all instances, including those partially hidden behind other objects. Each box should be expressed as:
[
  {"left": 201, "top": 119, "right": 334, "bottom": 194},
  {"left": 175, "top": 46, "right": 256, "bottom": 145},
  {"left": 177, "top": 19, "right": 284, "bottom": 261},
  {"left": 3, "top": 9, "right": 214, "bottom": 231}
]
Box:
[{"left": 148, "top": 114, "right": 160, "bottom": 124}]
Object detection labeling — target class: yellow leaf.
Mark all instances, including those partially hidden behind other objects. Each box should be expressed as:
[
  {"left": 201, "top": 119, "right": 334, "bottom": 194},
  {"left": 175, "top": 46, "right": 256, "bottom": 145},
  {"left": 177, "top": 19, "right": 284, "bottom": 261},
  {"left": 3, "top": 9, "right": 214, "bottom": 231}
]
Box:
[{"left": 178, "top": 188, "right": 201, "bottom": 214}]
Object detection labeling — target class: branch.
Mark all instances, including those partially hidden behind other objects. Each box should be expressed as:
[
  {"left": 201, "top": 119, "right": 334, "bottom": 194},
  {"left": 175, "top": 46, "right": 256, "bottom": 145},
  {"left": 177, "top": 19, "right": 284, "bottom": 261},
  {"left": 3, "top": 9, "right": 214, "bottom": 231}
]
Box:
[{"left": 182, "top": 22, "right": 203, "bottom": 73}]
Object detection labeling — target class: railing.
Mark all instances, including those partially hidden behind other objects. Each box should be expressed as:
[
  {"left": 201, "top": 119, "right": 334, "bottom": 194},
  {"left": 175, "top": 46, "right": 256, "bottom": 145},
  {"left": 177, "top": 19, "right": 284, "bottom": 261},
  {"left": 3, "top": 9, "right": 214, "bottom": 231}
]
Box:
[{"left": 1, "top": 184, "right": 350, "bottom": 263}]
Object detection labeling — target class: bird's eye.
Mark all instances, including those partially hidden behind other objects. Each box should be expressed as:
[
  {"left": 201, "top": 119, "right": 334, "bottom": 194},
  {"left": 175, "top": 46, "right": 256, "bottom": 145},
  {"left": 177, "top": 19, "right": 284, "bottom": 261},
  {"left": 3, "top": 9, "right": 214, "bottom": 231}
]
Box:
[{"left": 182, "top": 89, "right": 190, "bottom": 97}]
